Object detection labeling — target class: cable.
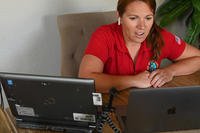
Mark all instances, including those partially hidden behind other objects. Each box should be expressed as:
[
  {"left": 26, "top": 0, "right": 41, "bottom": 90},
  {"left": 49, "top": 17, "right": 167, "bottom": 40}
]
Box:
[
  {"left": 96, "top": 111, "right": 121, "bottom": 133},
  {"left": 105, "top": 112, "right": 121, "bottom": 133},
  {"left": 96, "top": 112, "right": 106, "bottom": 133},
  {"left": 96, "top": 87, "right": 121, "bottom": 133}
]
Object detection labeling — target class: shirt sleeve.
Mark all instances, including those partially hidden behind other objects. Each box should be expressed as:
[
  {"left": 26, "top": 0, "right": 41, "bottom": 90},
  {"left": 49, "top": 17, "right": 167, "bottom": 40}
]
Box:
[
  {"left": 84, "top": 27, "right": 109, "bottom": 63},
  {"left": 161, "top": 29, "right": 186, "bottom": 60}
]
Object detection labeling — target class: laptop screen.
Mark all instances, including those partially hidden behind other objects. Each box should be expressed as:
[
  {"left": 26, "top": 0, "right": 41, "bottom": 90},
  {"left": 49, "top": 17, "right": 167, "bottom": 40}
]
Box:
[
  {"left": 125, "top": 86, "right": 200, "bottom": 133},
  {"left": 0, "top": 72, "right": 98, "bottom": 131}
]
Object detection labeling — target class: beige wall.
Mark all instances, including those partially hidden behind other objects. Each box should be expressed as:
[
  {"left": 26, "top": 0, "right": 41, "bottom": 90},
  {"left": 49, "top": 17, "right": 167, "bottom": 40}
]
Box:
[{"left": 0, "top": 0, "right": 117, "bottom": 76}]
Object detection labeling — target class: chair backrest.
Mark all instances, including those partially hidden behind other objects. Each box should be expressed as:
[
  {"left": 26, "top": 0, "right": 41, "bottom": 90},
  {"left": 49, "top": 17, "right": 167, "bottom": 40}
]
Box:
[{"left": 57, "top": 11, "right": 116, "bottom": 76}]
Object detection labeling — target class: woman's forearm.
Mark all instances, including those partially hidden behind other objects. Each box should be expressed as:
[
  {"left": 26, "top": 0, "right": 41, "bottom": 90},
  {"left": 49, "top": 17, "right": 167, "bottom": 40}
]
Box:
[
  {"left": 79, "top": 71, "right": 152, "bottom": 93},
  {"left": 165, "top": 56, "right": 200, "bottom": 77}
]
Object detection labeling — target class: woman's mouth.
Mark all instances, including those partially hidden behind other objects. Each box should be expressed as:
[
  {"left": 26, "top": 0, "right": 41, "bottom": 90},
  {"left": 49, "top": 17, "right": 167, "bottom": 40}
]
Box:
[{"left": 135, "top": 32, "right": 145, "bottom": 38}]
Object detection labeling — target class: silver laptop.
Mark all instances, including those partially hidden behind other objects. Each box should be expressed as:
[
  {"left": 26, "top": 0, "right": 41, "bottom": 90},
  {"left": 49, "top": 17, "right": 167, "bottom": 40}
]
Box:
[
  {"left": 0, "top": 72, "right": 98, "bottom": 133},
  {"left": 121, "top": 86, "right": 200, "bottom": 133}
]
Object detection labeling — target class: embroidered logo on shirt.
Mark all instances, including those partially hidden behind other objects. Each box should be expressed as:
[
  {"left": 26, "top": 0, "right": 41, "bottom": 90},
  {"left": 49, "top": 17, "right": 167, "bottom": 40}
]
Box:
[
  {"left": 175, "top": 35, "right": 181, "bottom": 45},
  {"left": 147, "top": 60, "right": 158, "bottom": 72}
]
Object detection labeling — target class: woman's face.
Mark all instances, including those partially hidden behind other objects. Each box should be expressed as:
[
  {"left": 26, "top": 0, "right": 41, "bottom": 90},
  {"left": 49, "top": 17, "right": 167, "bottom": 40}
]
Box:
[{"left": 120, "top": 1, "right": 154, "bottom": 45}]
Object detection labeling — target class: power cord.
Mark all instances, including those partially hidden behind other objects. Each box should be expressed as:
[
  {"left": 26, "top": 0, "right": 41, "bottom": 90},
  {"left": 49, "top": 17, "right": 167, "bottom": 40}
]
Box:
[
  {"left": 96, "top": 88, "right": 121, "bottom": 133},
  {"left": 96, "top": 111, "right": 121, "bottom": 133}
]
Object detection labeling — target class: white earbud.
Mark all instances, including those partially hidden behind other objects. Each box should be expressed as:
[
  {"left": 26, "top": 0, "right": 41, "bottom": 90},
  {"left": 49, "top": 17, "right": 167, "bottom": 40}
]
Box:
[{"left": 118, "top": 17, "right": 121, "bottom": 25}]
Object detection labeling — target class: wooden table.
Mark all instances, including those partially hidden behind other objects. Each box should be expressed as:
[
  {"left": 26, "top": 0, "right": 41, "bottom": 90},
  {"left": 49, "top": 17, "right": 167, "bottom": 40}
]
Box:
[
  {"left": 103, "top": 71, "right": 200, "bottom": 106},
  {"left": 0, "top": 71, "right": 200, "bottom": 133}
]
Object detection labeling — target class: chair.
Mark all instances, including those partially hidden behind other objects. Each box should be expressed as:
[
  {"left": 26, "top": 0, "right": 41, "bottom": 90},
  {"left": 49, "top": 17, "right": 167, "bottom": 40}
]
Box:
[{"left": 57, "top": 11, "right": 116, "bottom": 76}]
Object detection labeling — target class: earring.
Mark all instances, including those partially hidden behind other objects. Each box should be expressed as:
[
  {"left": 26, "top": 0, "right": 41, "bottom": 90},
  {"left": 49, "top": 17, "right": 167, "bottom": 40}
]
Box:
[{"left": 118, "top": 17, "right": 121, "bottom": 25}]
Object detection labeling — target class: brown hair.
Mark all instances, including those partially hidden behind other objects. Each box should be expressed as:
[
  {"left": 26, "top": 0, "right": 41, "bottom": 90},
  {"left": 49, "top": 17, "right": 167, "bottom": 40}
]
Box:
[{"left": 117, "top": 0, "right": 164, "bottom": 60}]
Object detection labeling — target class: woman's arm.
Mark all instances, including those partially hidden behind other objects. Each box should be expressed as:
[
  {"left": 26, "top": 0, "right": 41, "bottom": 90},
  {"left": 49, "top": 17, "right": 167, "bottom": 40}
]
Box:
[
  {"left": 167, "top": 44, "right": 200, "bottom": 75},
  {"left": 150, "top": 44, "right": 200, "bottom": 88},
  {"left": 79, "top": 55, "right": 152, "bottom": 93}
]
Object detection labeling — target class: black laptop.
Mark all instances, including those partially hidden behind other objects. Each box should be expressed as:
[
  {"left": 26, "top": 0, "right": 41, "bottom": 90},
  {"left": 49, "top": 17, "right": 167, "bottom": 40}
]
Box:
[
  {"left": 120, "top": 86, "right": 200, "bottom": 133},
  {"left": 0, "top": 72, "right": 100, "bottom": 133}
]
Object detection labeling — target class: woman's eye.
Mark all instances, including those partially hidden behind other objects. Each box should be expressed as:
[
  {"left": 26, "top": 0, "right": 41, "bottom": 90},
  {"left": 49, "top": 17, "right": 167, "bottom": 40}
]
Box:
[
  {"left": 146, "top": 17, "right": 153, "bottom": 20},
  {"left": 129, "top": 17, "right": 137, "bottom": 20}
]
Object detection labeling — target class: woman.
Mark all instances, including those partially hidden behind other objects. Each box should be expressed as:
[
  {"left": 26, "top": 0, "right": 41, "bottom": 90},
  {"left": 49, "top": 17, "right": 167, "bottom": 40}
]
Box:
[{"left": 79, "top": 0, "right": 200, "bottom": 94}]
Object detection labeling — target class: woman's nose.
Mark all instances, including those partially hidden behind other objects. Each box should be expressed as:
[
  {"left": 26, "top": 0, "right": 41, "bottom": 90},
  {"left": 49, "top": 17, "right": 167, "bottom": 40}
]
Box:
[{"left": 137, "top": 19, "right": 145, "bottom": 29}]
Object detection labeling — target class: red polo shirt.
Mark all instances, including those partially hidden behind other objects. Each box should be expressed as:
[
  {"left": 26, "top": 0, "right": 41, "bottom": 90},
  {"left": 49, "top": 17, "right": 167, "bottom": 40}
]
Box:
[{"left": 85, "top": 23, "right": 186, "bottom": 75}]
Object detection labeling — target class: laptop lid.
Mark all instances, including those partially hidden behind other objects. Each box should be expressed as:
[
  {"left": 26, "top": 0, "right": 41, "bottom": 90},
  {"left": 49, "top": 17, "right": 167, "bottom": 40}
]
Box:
[
  {"left": 0, "top": 72, "right": 98, "bottom": 131},
  {"left": 125, "top": 86, "right": 200, "bottom": 133}
]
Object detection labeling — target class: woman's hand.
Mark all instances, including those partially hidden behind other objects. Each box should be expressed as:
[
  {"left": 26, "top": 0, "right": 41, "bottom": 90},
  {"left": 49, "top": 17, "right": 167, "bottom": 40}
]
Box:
[
  {"left": 133, "top": 71, "right": 152, "bottom": 88},
  {"left": 149, "top": 68, "right": 174, "bottom": 88}
]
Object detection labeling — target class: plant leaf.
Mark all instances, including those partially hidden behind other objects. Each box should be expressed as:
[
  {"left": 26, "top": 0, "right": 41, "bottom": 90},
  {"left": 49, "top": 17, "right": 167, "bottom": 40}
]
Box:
[
  {"left": 191, "top": 0, "right": 200, "bottom": 24},
  {"left": 184, "top": 12, "right": 200, "bottom": 45},
  {"left": 159, "top": 0, "right": 192, "bottom": 27},
  {"left": 156, "top": 0, "right": 185, "bottom": 17},
  {"left": 191, "top": 0, "right": 200, "bottom": 11},
  {"left": 185, "top": 3, "right": 200, "bottom": 45},
  {"left": 184, "top": 23, "right": 200, "bottom": 45}
]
